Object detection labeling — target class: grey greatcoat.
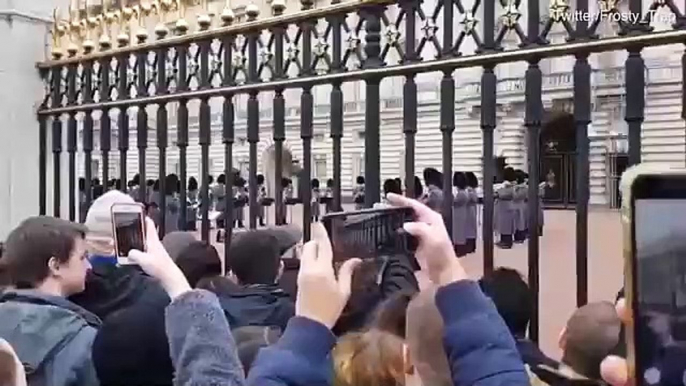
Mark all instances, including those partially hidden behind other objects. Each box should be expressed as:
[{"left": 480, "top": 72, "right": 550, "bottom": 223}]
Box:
[
  {"left": 422, "top": 184, "right": 444, "bottom": 213},
  {"left": 452, "top": 188, "right": 470, "bottom": 245},
  {"left": 234, "top": 186, "right": 247, "bottom": 223},
  {"left": 513, "top": 183, "right": 528, "bottom": 232},
  {"left": 311, "top": 187, "right": 321, "bottom": 219},
  {"left": 494, "top": 181, "right": 515, "bottom": 236},
  {"left": 465, "top": 187, "right": 478, "bottom": 241}
]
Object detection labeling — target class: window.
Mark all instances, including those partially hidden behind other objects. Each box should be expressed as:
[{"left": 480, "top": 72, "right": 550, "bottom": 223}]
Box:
[{"left": 315, "top": 157, "right": 327, "bottom": 179}]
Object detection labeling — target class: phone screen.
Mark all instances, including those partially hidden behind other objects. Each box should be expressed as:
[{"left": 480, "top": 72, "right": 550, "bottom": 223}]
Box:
[
  {"left": 632, "top": 176, "right": 686, "bottom": 386},
  {"left": 323, "top": 207, "right": 416, "bottom": 262},
  {"left": 112, "top": 211, "right": 145, "bottom": 258}
]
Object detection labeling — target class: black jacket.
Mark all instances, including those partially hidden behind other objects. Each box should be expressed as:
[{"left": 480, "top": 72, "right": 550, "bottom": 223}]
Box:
[{"left": 211, "top": 282, "right": 295, "bottom": 332}]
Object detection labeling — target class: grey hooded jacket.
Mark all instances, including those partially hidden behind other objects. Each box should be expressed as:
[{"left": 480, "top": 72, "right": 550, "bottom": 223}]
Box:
[{"left": 0, "top": 289, "right": 101, "bottom": 386}]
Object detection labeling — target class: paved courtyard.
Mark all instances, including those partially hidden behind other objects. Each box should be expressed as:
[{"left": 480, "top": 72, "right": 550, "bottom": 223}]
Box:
[{"left": 207, "top": 204, "right": 624, "bottom": 359}]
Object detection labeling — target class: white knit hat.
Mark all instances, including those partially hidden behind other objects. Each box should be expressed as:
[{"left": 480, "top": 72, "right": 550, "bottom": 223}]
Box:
[{"left": 84, "top": 190, "right": 136, "bottom": 240}]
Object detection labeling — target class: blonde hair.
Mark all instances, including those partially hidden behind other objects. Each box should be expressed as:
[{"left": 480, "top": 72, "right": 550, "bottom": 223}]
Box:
[{"left": 333, "top": 329, "right": 406, "bottom": 386}]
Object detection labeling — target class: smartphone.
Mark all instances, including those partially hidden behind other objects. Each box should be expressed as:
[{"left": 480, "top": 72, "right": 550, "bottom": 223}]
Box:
[
  {"left": 322, "top": 207, "right": 417, "bottom": 263},
  {"left": 111, "top": 203, "right": 146, "bottom": 264},
  {"left": 624, "top": 166, "right": 686, "bottom": 386}
]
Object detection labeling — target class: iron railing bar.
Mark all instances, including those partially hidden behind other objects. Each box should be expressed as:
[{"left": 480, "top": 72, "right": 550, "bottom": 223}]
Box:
[
  {"left": 37, "top": 0, "right": 396, "bottom": 69},
  {"left": 38, "top": 29, "right": 686, "bottom": 116}
]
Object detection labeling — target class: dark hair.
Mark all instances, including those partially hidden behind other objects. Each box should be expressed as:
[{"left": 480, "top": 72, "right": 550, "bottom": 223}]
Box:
[
  {"left": 311, "top": 179, "right": 320, "bottom": 189},
  {"left": 217, "top": 174, "right": 226, "bottom": 185},
  {"left": 188, "top": 177, "right": 198, "bottom": 191},
  {"left": 153, "top": 179, "right": 160, "bottom": 192},
  {"left": 92, "top": 178, "right": 101, "bottom": 186},
  {"left": 383, "top": 179, "right": 401, "bottom": 196},
  {"left": 453, "top": 172, "right": 467, "bottom": 190},
  {"left": 333, "top": 259, "right": 383, "bottom": 336},
  {"left": 146, "top": 179, "right": 155, "bottom": 187},
  {"left": 257, "top": 174, "right": 265, "bottom": 185},
  {"left": 413, "top": 176, "right": 423, "bottom": 199},
  {"left": 327, "top": 179, "right": 334, "bottom": 188},
  {"left": 1, "top": 217, "right": 87, "bottom": 289},
  {"left": 132, "top": 174, "right": 140, "bottom": 185},
  {"left": 227, "top": 231, "right": 281, "bottom": 285},
  {"left": 175, "top": 241, "right": 222, "bottom": 288},
  {"left": 370, "top": 291, "right": 414, "bottom": 339},
  {"left": 478, "top": 268, "right": 532, "bottom": 337},
  {"left": 208, "top": 175, "right": 214, "bottom": 185},
  {"left": 466, "top": 172, "right": 478, "bottom": 189},
  {"left": 356, "top": 176, "right": 365, "bottom": 184},
  {"left": 79, "top": 177, "right": 86, "bottom": 192},
  {"left": 282, "top": 178, "right": 290, "bottom": 188}
]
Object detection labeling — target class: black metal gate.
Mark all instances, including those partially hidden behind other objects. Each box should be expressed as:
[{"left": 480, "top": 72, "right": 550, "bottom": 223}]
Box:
[{"left": 36, "top": 0, "right": 686, "bottom": 341}]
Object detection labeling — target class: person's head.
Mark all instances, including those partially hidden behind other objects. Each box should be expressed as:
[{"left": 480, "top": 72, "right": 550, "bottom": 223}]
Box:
[
  {"left": 188, "top": 176, "right": 198, "bottom": 191},
  {"left": 84, "top": 190, "right": 136, "bottom": 256},
  {"left": 356, "top": 176, "right": 365, "bottom": 185},
  {"left": 406, "top": 286, "right": 452, "bottom": 386},
  {"left": 423, "top": 168, "right": 441, "bottom": 187},
  {"left": 332, "top": 329, "right": 406, "bottom": 386},
  {"left": 479, "top": 267, "right": 532, "bottom": 337},
  {"left": 395, "top": 177, "right": 402, "bottom": 189},
  {"left": 466, "top": 172, "right": 478, "bottom": 189},
  {"left": 161, "top": 231, "right": 197, "bottom": 262},
  {"left": 175, "top": 241, "right": 222, "bottom": 288},
  {"left": 370, "top": 291, "right": 414, "bottom": 338},
  {"left": 153, "top": 179, "right": 160, "bottom": 192},
  {"left": 327, "top": 178, "right": 334, "bottom": 188},
  {"left": 93, "top": 178, "right": 101, "bottom": 186},
  {"left": 146, "top": 179, "right": 155, "bottom": 187},
  {"left": 413, "top": 176, "right": 423, "bottom": 198},
  {"left": 0, "top": 339, "right": 26, "bottom": 386},
  {"left": 208, "top": 175, "right": 214, "bottom": 185},
  {"left": 453, "top": 172, "right": 467, "bottom": 190},
  {"left": 0, "top": 216, "right": 89, "bottom": 297},
  {"left": 217, "top": 174, "right": 226, "bottom": 185},
  {"left": 312, "top": 178, "right": 320, "bottom": 189},
  {"left": 132, "top": 174, "right": 140, "bottom": 186},
  {"left": 93, "top": 184, "right": 105, "bottom": 199},
  {"left": 79, "top": 177, "right": 86, "bottom": 192},
  {"left": 165, "top": 174, "right": 179, "bottom": 195},
  {"left": 383, "top": 179, "right": 402, "bottom": 196},
  {"left": 228, "top": 231, "right": 282, "bottom": 285},
  {"left": 559, "top": 302, "right": 621, "bottom": 380},
  {"left": 515, "top": 169, "right": 526, "bottom": 184},
  {"left": 257, "top": 174, "right": 265, "bottom": 185},
  {"left": 333, "top": 259, "right": 383, "bottom": 336},
  {"left": 282, "top": 177, "right": 290, "bottom": 188}
]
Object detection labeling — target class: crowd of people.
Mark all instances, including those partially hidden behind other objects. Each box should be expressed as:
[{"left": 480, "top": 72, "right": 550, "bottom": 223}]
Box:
[{"left": 0, "top": 182, "right": 632, "bottom": 386}]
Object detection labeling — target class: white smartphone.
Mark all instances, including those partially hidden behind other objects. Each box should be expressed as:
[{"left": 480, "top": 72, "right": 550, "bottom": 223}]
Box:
[{"left": 111, "top": 203, "right": 146, "bottom": 265}]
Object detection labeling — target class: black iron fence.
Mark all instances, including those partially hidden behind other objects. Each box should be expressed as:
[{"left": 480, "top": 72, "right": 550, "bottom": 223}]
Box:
[{"left": 37, "top": 0, "right": 686, "bottom": 340}]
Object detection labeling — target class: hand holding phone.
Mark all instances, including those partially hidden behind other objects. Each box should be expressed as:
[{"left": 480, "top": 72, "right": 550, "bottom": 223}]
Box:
[{"left": 111, "top": 203, "right": 146, "bottom": 265}]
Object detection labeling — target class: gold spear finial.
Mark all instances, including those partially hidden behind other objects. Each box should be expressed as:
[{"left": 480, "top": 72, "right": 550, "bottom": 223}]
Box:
[
  {"left": 81, "top": 0, "right": 98, "bottom": 54},
  {"left": 221, "top": 0, "right": 235, "bottom": 26},
  {"left": 67, "top": 0, "right": 81, "bottom": 57},
  {"left": 117, "top": 0, "right": 134, "bottom": 47},
  {"left": 197, "top": 0, "right": 212, "bottom": 30},
  {"left": 134, "top": 2, "right": 151, "bottom": 43},
  {"left": 99, "top": 0, "right": 115, "bottom": 50},
  {"left": 154, "top": 0, "right": 171, "bottom": 39},
  {"left": 175, "top": 0, "right": 189, "bottom": 35},
  {"left": 51, "top": 8, "right": 67, "bottom": 59}
]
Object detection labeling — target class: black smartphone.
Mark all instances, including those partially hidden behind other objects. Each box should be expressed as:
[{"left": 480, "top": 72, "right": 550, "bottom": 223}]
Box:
[
  {"left": 111, "top": 203, "right": 146, "bottom": 264},
  {"left": 627, "top": 170, "right": 686, "bottom": 386},
  {"left": 322, "top": 207, "right": 417, "bottom": 263}
]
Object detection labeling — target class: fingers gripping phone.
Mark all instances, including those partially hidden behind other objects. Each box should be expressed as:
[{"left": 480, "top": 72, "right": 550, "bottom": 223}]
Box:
[
  {"left": 111, "top": 203, "right": 146, "bottom": 264},
  {"left": 322, "top": 207, "right": 418, "bottom": 263},
  {"left": 624, "top": 165, "right": 686, "bottom": 386}
]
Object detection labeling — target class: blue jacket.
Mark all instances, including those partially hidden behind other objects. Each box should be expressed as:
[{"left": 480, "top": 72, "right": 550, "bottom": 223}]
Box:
[
  {"left": 247, "top": 280, "right": 530, "bottom": 386},
  {"left": 0, "top": 289, "right": 101, "bottom": 386}
]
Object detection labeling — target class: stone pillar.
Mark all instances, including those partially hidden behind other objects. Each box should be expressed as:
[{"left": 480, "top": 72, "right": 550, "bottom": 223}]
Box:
[{"left": 0, "top": 0, "right": 70, "bottom": 239}]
